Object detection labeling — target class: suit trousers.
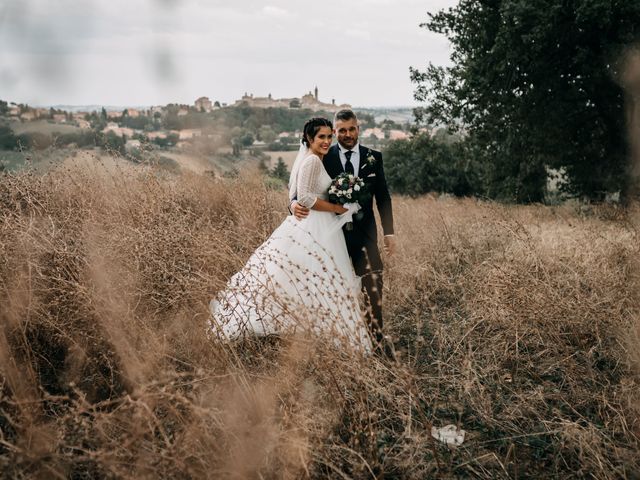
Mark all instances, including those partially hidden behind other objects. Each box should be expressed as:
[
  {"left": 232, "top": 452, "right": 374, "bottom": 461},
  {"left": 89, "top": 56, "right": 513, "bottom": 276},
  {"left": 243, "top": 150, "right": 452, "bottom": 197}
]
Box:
[{"left": 350, "top": 242, "right": 384, "bottom": 346}]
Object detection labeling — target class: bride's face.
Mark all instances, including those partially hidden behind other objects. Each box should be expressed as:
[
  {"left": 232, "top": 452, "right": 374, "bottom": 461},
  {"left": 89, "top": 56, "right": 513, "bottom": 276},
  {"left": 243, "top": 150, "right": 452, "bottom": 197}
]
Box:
[{"left": 308, "top": 126, "right": 333, "bottom": 156}]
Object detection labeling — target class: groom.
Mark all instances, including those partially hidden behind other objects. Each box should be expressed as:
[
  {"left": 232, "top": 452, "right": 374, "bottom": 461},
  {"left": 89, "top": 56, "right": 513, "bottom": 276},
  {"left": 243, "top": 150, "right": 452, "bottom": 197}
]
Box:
[{"left": 291, "top": 109, "right": 395, "bottom": 355}]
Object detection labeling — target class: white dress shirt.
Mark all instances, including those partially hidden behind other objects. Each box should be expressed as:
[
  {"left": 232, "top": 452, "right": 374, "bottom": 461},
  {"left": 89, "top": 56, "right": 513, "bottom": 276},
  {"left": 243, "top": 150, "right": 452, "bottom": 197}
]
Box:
[{"left": 338, "top": 143, "right": 361, "bottom": 176}]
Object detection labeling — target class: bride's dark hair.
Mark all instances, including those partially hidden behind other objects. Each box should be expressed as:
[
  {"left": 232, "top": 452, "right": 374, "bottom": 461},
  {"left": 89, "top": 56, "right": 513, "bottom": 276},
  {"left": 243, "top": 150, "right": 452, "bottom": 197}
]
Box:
[{"left": 301, "top": 117, "right": 333, "bottom": 147}]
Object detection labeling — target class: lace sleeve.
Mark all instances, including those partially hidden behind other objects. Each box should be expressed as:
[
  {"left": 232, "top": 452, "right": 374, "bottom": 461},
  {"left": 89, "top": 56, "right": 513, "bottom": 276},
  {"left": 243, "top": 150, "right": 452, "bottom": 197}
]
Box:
[{"left": 297, "top": 154, "right": 323, "bottom": 208}]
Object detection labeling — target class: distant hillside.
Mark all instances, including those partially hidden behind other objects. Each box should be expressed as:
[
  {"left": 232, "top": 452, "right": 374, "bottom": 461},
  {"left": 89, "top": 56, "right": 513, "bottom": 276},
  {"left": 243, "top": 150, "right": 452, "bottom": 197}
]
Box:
[{"left": 46, "top": 105, "right": 151, "bottom": 113}]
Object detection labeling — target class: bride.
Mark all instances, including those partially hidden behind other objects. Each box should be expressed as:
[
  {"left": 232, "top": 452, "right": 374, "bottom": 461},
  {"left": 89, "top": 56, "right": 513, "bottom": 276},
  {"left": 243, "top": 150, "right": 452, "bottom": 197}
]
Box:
[{"left": 209, "top": 117, "right": 371, "bottom": 351}]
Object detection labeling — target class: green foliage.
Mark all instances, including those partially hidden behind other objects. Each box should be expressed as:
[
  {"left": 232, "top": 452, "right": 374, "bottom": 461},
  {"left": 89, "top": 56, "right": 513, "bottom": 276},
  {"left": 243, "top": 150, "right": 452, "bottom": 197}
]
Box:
[
  {"left": 0, "top": 100, "right": 8, "bottom": 116},
  {"left": 0, "top": 125, "right": 17, "bottom": 150},
  {"left": 384, "top": 133, "right": 482, "bottom": 197},
  {"left": 258, "top": 156, "right": 269, "bottom": 173},
  {"left": 0, "top": 125, "right": 95, "bottom": 151},
  {"left": 15, "top": 132, "right": 53, "bottom": 151},
  {"left": 266, "top": 140, "right": 298, "bottom": 152},
  {"left": 151, "top": 133, "right": 179, "bottom": 149},
  {"left": 412, "top": 0, "right": 640, "bottom": 202},
  {"left": 356, "top": 112, "right": 376, "bottom": 129},
  {"left": 380, "top": 119, "right": 402, "bottom": 131},
  {"left": 99, "top": 131, "right": 126, "bottom": 155},
  {"left": 164, "top": 110, "right": 208, "bottom": 130},
  {"left": 239, "top": 132, "right": 255, "bottom": 147},
  {"left": 258, "top": 125, "right": 277, "bottom": 143},
  {"left": 53, "top": 131, "right": 98, "bottom": 148},
  {"left": 121, "top": 115, "right": 151, "bottom": 130},
  {"left": 210, "top": 106, "right": 335, "bottom": 134},
  {"left": 271, "top": 157, "right": 289, "bottom": 182}
]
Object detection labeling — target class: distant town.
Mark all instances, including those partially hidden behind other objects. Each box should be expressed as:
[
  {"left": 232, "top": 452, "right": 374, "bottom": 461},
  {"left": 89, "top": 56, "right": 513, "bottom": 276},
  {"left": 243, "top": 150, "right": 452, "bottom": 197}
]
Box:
[
  {"left": 0, "top": 88, "right": 424, "bottom": 176},
  {"left": 3, "top": 87, "right": 412, "bottom": 146}
]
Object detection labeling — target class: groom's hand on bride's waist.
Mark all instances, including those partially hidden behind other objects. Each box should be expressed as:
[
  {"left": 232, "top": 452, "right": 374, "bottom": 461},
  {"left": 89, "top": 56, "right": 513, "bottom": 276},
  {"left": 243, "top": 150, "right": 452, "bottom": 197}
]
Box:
[{"left": 292, "top": 201, "right": 310, "bottom": 221}]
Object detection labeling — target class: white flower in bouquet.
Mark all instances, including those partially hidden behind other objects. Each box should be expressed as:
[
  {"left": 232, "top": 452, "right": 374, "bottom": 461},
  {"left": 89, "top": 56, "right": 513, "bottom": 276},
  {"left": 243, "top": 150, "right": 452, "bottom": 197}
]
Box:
[{"left": 327, "top": 172, "right": 371, "bottom": 230}]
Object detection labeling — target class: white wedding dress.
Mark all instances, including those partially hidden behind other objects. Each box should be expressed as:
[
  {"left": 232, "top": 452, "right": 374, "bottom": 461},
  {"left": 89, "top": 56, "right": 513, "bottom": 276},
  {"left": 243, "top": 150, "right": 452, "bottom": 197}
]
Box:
[{"left": 209, "top": 152, "right": 371, "bottom": 352}]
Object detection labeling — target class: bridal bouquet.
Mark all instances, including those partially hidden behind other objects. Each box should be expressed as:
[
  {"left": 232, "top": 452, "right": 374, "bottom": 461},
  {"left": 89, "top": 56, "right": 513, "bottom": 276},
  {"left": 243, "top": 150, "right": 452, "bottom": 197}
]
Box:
[{"left": 328, "top": 173, "right": 370, "bottom": 231}]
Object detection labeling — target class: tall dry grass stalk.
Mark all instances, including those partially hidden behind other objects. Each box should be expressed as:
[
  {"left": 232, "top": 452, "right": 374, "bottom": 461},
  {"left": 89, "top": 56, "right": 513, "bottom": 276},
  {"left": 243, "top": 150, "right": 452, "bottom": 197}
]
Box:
[{"left": 0, "top": 153, "right": 639, "bottom": 478}]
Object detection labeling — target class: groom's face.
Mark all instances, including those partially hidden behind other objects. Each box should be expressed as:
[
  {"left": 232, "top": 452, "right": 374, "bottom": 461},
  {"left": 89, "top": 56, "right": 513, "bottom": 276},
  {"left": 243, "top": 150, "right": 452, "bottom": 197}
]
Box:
[{"left": 335, "top": 118, "right": 359, "bottom": 150}]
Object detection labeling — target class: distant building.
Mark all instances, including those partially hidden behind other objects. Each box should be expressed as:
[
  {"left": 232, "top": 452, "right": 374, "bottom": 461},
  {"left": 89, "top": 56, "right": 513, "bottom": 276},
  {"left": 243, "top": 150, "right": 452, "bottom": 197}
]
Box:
[
  {"left": 126, "top": 108, "right": 141, "bottom": 118},
  {"left": 20, "top": 111, "right": 36, "bottom": 121},
  {"left": 52, "top": 114, "right": 67, "bottom": 123},
  {"left": 195, "top": 97, "right": 212, "bottom": 112},
  {"left": 388, "top": 130, "right": 409, "bottom": 140},
  {"left": 233, "top": 87, "right": 350, "bottom": 113},
  {"left": 76, "top": 119, "right": 91, "bottom": 129},
  {"left": 107, "top": 111, "right": 121, "bottom": 119},
  {"left": 177, "top": 108, "right": 189, "bottom": 116}
]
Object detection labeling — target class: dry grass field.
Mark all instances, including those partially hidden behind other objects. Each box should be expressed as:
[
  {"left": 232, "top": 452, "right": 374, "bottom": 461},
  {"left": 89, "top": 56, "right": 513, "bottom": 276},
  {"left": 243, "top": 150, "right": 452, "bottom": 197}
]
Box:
[{"left": 0, "top": 156, "right": 639, "bottom": 479}]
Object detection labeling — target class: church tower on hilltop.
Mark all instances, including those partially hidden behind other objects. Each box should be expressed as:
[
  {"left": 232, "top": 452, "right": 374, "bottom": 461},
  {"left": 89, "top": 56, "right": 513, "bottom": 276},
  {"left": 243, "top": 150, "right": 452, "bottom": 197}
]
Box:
[{"left": 314, "top": 86, "right": 318, "bottom": 101}]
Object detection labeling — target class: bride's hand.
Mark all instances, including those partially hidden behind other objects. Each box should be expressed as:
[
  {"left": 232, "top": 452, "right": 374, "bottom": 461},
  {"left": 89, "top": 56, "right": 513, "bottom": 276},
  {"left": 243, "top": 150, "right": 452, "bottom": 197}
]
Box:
[
  {"left": 338, "top": 203, "right": 360, "bottom": 216},
  {"left": 334, "top": 204, "right": 348, "bottom": 214},
  {"left": 341, "top": 203, "right": 360, "bottom": 215}
]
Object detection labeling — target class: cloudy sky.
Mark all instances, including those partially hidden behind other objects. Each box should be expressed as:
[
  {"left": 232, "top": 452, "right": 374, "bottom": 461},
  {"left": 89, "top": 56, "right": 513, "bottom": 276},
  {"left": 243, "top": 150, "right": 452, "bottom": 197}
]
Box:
[{"left": 0, "top": 0, "right": 457, "bottom": 107}]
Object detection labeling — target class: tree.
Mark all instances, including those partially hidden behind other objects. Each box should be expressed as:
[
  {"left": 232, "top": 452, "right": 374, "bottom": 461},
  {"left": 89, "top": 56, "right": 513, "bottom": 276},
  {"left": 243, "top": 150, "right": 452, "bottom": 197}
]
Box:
[
  {"left": 384, "top": 133, "right": 482, "bottom": 197},
  {"left": 16, "top": 132, "right": 53, "bottom": 150},
  {"left": 258, "top": 156, "right": 269, "bottom": 173},
  {"left": 258, "top": 125, "right": 277, "bottom": 144},
  {"left": 232, "top": 138, "right": 241, "bottom": 156},
  {"left": 357, "top": 112, "right": 376, "bottom": 129},
  {"left": 239, "top": 132, "right": 255, "bottom": 147},
  {"left": 412, "top": 0, "right": 640, "bottom": 202},
  {"left": 0, "top": 125, "right": 17, "bottom": 150},
  {"left": 100, "top": 131, "right": 126, "bottom": 155},
  {"left": 271, "top": 157, "right": 289, "bottom": 182}
]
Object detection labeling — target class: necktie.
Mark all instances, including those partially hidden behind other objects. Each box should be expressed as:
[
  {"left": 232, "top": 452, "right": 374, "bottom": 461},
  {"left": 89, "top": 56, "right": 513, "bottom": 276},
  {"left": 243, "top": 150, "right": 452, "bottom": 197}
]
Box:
[{"left": 344, "top": 150, "right": 355, "bottom": 175}]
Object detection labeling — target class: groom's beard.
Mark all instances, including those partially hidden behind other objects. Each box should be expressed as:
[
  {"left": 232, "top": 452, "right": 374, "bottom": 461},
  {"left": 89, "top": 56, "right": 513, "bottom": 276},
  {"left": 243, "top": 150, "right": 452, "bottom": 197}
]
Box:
[{"left": 339, "top": 137, "right": 357, "bottom": 149}]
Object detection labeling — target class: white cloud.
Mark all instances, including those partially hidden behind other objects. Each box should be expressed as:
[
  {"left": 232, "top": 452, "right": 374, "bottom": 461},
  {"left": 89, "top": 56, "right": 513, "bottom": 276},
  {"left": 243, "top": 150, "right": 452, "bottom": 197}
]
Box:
[
  {"left": 0, "top": 0, "right": 456, "bottom": 106},
  {"left": 346, "top": 29, "right": 372, "bottom": 41},
  {"left": 262, "top": 5, "right": 294, "bottom": 18}
]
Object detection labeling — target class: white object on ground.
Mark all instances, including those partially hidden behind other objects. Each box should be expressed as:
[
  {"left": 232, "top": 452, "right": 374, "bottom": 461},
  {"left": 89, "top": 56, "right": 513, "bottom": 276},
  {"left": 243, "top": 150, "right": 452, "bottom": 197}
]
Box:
[{"left": 431, "top": 424, "right": 465, "bottom": 446}]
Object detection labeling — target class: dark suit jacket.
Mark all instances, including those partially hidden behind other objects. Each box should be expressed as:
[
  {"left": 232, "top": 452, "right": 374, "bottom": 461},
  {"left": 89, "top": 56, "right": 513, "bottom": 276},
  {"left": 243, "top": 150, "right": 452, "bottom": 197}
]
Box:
[{"left": 323, "top": 144, "right": 394, "bottom": 260}]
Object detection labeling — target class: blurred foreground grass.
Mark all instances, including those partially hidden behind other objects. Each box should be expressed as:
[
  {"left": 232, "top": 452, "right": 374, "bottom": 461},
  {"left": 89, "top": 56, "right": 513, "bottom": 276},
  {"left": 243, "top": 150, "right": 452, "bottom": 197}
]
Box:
[{"left": 0, "top": 154, "right": 639, "bottom": 478}]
